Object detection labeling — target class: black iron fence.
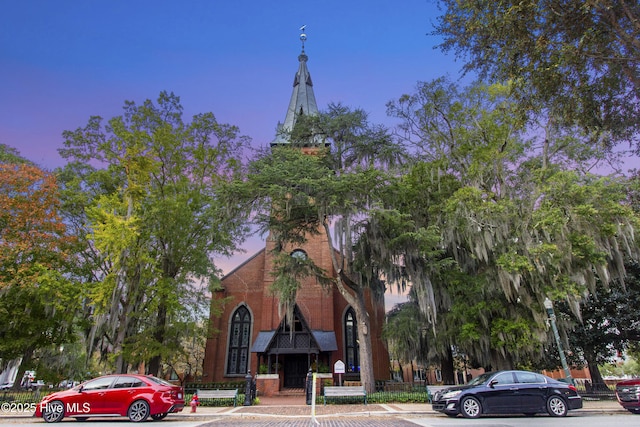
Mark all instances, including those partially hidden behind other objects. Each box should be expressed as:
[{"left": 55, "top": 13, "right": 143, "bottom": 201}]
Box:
[
  {"left": 184, "top": 380, "right": 251, "bottom": 407},
  {"left": 184, "top": 381, "right": 244, "bottom": 395},
  {"left": 574, "top": 382, "right": 616, "bottom": 400},
  {"left": 0, "top": 390, "right": 49, "bottom": 404}
]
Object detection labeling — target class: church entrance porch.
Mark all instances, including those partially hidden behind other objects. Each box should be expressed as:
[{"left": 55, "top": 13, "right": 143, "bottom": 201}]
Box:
[{"left": 250, "top": 306, "right": 338, "bottom": 395}]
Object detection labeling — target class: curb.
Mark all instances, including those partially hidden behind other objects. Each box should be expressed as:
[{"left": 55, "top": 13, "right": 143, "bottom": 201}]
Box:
[{"left": 0, "top": 404, "right": 626, "bottom": 421}]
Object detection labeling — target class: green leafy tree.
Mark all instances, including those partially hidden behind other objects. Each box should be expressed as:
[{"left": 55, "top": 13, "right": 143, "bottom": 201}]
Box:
[
  {"left": 558, "top": 260, "right": 640, "bottom": 386},
  {"left": 386, "top": 77, "right": 639, "bottom": 372},
  {"left": 384, "top": 301, "right": 428, "bottom": 382},
  {"left": 434, "top": 0, "right": 640, "bottom": 148},
  {"left": 0, "top": 144, "right": 32, "bottom": 165},
  {"left": 58, "top": 91, "right": 249, "bottom": 374}
]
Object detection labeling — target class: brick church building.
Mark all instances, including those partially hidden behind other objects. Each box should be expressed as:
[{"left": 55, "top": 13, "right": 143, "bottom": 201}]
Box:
[{"left": 202, "top": 34, "right": 390, "bottom": 395}]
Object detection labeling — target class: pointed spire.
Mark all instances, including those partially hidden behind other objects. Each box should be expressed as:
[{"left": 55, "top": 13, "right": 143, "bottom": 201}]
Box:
[{"left": 271, "top": 26, "right": 321, "bottom": 146}]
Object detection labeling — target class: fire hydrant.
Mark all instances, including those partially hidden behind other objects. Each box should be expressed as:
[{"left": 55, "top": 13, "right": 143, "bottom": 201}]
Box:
[{"left": 190, "top": 393, "right": 199, "bottom": 413}]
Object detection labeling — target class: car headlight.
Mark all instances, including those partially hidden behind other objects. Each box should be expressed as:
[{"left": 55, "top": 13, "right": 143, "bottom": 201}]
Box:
[{"left": 442, "top": 390, "right": 462, "bottom": 399}]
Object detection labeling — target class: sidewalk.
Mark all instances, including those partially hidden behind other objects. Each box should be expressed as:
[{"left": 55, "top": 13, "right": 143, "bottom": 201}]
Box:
[
  {"left": 1, "top": 397, "right": 625, "bottom": 421},
  {"left": 177, "top": 397, "right": 625, "bottom": 419}
]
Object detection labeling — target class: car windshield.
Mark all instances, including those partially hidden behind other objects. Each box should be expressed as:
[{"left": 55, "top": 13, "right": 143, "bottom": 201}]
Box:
[{"left": 466, "top": 372, "right": 495, "bottom": 386}]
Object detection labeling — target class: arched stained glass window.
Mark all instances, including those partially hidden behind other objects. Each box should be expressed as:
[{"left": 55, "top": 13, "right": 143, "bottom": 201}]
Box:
[
  {"left": 227, "top": 305, "right": 251, "bottom": 375},
  {"left": 344, "top": 307, "right": 359, "bottom": 373}
]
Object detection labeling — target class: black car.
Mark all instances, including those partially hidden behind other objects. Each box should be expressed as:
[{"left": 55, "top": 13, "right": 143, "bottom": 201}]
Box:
[{"left": 431, "top": 370, "right": 583, "bottom": 418}]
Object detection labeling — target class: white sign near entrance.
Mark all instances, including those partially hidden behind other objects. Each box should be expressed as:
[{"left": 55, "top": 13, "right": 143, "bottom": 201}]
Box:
[{"left": 334, "top": 360, "right": 345, "bottom": 374}]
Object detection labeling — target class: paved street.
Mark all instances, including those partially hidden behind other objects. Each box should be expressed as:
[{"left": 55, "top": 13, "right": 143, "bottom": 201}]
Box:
[{"left": 1, "top": 398, "right": 630, "bottom": 426}]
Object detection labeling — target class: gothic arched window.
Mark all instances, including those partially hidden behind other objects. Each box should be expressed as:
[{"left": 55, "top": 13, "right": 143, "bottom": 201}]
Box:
[
  {"left": 344, "top": 307, "right": 359, "bottom": 373},
  {"left": 226, "top": 305, "right": 251, "bottom": 375}
]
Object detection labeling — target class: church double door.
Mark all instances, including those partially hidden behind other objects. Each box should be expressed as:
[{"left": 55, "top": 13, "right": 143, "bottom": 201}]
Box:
[{"left": 283, "top": 354, "right": 308, "bottom": 389}]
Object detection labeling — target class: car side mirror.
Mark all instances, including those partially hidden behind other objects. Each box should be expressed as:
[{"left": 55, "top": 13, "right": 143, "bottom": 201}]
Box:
[
  {"left": 489, "top": 380, "right": 498, "bottom": 388},
  {"left": 77, "top": 386, "right": 84, "bottom": 393}
]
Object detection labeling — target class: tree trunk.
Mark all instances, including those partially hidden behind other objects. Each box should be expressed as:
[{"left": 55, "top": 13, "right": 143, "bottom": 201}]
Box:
[
  {"left": 113, "top": 281, "right": 137, "bottom": 374},
  {"left": 353, "top": 295, "right": 375, "bottom": 394},
  {"left": 324, "top": 220, "right": 377, "bottom": 394},
  {"left": 147, "top": 301, "right": 167, "bottom": 376},
  {"left": 440, "top": 345, "right": 456, "bottom": 385},
  {"left": 10, "top": 349, "right": 32, "bottom": 391},
  {"left": 114, "top": 317, "right": 129, "bottom": 374},
  {"left": 333, "top": 277, "right": 376, "bottom": 394},
  {"left": 584, "top": 352, "right": 608, "bottom": 390}
]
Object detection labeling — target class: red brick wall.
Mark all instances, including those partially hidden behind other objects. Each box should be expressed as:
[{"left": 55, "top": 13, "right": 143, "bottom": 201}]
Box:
[
  {"left": 202, "top": 227, "right": 390, "bottom": 386},
  {"left": 255, "top": 375, "right": 280, "bottom": 397}
]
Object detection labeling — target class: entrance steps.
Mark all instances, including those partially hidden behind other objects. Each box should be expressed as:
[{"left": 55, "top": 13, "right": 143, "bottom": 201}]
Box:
[{"left": 276, "top": 387, "right": 305, "bottom": 396}]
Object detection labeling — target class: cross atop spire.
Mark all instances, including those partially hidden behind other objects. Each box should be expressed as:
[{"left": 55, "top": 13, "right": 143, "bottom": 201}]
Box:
[{"left": 299, "top": 25, "right": 307, "bottom": 51}]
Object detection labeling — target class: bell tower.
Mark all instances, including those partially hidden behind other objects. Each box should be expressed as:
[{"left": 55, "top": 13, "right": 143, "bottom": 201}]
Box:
[{"left": 202, "top": 28, "right": 390, "bottom": 394}]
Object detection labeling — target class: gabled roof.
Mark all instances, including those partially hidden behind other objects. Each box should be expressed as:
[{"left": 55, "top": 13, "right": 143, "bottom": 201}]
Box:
[
  {"left": 250, "top": 305, "right": 337, "bottom": 353},
  {"left": 220, "top": 248, "right": 265, "bottom": 280}
]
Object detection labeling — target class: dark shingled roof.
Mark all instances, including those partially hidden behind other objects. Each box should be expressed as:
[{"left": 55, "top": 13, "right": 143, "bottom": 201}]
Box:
[
  {"left": 311, "top": 331, "right": 338, "bottom": 352},
  {"left": 250, "top": 330, "right": 337, "bottom": 353},
  {"left": 251, "top": 331, "right": 276, "bottom": 353}
]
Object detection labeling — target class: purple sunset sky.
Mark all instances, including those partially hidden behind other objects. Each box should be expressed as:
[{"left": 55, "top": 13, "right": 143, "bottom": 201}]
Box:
[{"left": 1, "top": 0, "right": 458, "bottom": 169}]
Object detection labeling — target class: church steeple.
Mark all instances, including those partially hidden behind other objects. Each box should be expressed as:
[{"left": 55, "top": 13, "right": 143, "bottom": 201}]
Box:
[{"left": 272, "top": 27, "right": 323, "bottom": 146}]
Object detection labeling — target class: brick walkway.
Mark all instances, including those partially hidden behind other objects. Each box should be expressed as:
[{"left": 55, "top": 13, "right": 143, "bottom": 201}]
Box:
[
  {"left": 197, "top": 394, "right": 418, "bottom": 425},
  {"left": 233, "top": 403, "right": 385, "bottom": 417},
  {"left": 200, "top": 418, "right": 420, "bottom": 426}
]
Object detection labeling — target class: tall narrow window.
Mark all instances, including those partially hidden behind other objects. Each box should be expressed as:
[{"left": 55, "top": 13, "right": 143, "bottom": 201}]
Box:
[
  {"left": 227, "top": 305, "right": 251, "bottom": 375},
  {"left": 344, "top": 307, "right": 359, "bottom": 373}
]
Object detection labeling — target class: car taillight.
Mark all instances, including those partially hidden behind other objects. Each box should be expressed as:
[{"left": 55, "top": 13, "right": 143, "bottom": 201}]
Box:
[{"left": 163, "top": 389, "right": 182, "bottom": 399}]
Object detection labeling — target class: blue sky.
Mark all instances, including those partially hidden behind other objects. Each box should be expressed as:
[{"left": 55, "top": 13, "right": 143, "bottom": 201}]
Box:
[
  {"left": 0, "top": 1, "right": 456, "bottom": 306},
  {"left": 1, "top": 0, "right": 462, "bottom": 169}
]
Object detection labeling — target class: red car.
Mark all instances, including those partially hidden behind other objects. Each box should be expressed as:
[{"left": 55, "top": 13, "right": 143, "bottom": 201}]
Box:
[
  {"left": 615, "top": 378, "right": 640, "bottom": 414},
  {"left": 35, "top": 374, "right": 184, "bottom": 422}
]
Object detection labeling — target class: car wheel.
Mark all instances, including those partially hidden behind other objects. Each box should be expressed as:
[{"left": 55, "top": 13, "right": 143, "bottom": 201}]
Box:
[
  {"left": 127, "top": 399, "right": 150, "bottom": 422},
  {"left": 546, "top": 395, "right": 567, "bottom": 417},
  {"left": 42, "top": 400, "right": 65, "bottom": 423},
  {"left": 151, "top": 412, "right": 168, "bottom": 420},
  {"left": 460, "top": 396, "right": 482, "bottom": 418},
  {"left": 628, "top": 408, "right": 640, "bottom": 414}
]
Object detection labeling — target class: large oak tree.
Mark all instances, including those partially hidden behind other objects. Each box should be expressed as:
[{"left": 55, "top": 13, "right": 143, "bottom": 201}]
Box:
[
  {"left": 386, "top": 77, "right": 639, "bottom": 373},
  {"left": 434, "top": 0, "right": 640, "bottom": 148}
]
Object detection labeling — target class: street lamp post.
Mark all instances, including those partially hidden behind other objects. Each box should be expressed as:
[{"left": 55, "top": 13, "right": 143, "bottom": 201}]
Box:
[{"left": 543, "top": 297, "right": 573, "bottom": 384}]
